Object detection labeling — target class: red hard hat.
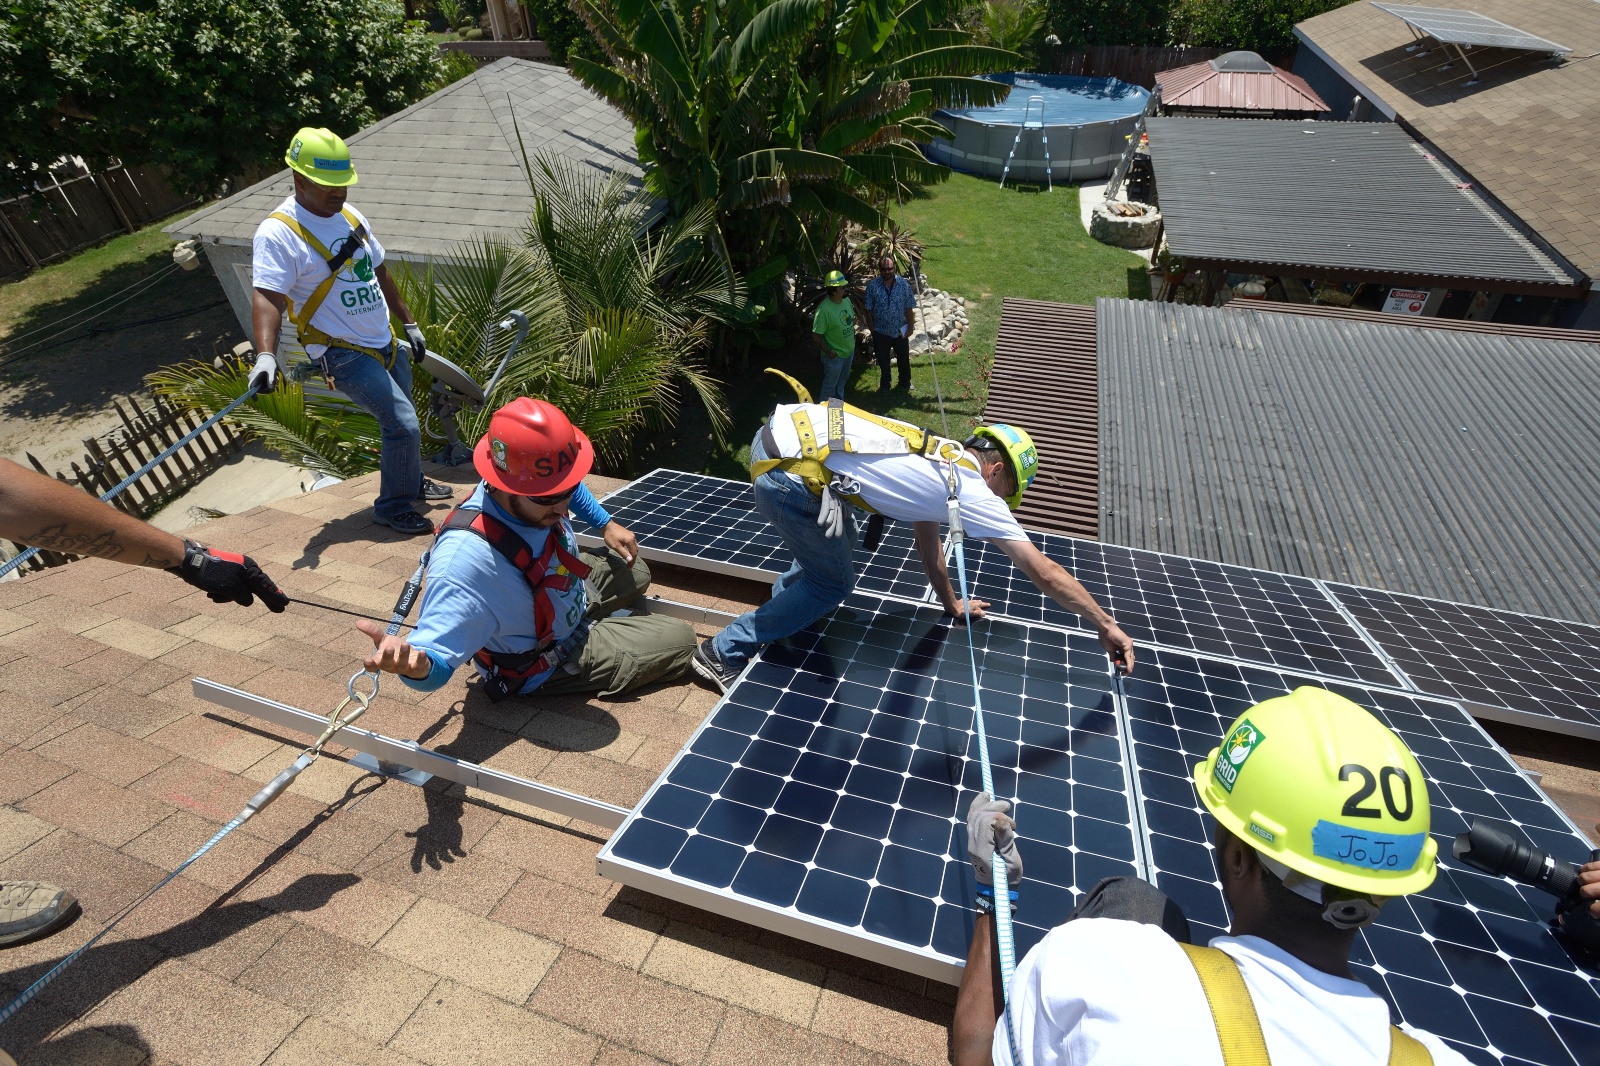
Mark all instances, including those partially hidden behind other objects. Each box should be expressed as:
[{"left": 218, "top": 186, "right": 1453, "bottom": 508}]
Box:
[{"left": 473, "top": 398, "right": 593, "bottom": 496}]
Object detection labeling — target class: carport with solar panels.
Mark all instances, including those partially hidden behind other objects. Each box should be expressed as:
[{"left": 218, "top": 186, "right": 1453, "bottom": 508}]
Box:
[{"left": 579, "top": 468, "right": 1600, "bottom": 1066}]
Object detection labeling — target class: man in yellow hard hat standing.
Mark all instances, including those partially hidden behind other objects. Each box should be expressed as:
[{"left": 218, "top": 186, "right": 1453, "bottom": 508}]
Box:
[
  {"left": 949, "top": 687, "right": 1556, "bottom": 1065},
  {"left": 249, "top": 127, "right": 451, "bottom": 537}
]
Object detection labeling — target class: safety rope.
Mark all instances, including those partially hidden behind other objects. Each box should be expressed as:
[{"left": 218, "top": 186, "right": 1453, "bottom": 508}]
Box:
[
  {"left": 0, "top": 385, "right": 261, "bottom": 579},
  {"left": 944, "top": 474, "right": 1023, "bottom": 1066},
  {"left": 0, "top": 552, "right": 428, "bottom": 1030}
]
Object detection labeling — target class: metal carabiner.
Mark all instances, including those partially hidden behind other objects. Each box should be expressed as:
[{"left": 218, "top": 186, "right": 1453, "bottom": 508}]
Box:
[{"left": 348, "top": 667, "right": 381, "bottom": 705}]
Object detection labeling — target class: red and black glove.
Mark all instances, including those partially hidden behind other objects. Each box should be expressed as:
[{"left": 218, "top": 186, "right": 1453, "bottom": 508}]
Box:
[{"left": 170, "top": 540, "right": 289, "bottom": 612}]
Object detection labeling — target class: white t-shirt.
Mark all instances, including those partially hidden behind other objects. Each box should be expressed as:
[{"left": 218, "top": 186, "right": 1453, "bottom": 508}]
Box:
[
  {"left": 251, "top": 196, "right": 392, "bottom": 356},
  {"left": 766, "top": 404, "right": 1028, "bottom": 542},
  {"left": 996, "top": 919, "right": 1470, "bottom": 1066}
]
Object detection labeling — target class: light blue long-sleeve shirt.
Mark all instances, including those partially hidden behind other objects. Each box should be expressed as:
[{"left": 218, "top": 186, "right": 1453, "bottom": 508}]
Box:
[{"left": 400, "top": 481, "right": 611, "bottom": 694}]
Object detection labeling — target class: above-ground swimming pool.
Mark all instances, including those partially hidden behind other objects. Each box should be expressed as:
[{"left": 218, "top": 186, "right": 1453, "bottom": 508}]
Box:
[{"left": 925, "top": 73, "right": 1150, "bottom": 184}]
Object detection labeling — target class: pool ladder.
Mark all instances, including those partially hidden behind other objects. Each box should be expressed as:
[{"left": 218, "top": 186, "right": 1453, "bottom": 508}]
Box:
[{"left": 999, "top": 95, "right": 1051, "bottom": 192}]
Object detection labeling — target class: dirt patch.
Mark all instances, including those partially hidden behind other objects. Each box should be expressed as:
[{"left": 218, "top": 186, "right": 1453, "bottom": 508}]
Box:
[{"left": 0, "top": 254, "right": 243, "bottom": 471}]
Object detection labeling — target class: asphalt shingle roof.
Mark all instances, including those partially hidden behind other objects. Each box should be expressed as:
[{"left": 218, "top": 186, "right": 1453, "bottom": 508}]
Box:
[
  {"left": 167, "top": 59, "right": 638, "bottom": 257},
  {"left": 1295, "top": 0, "right": 1600, "bottom": 282}
]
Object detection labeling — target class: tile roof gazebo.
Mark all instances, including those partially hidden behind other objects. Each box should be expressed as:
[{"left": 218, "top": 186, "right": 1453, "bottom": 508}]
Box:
[{"left": 1155, "top": 51, "right": 1332, "bottom": 117}]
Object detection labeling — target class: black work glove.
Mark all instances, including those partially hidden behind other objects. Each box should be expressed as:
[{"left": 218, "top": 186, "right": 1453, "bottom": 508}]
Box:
[
  {"left": 170, "top": 540, "right": 289, "bottom": 612},
  {"left": 404, "top": 323, "right": 427, "bottom": 365}
]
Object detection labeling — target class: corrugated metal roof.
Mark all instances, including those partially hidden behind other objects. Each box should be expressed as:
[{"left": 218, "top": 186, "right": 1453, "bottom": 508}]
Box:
[
  {"left": 1155, "top": 57, "right": 1331, "bottom": 112},
  {"left": 981, "top": 298, "right": 1099, "bottom": 539},
  {"left": 1097, "top": 296, "right": 1600, "bottom": 623},
  {"left": 1230, "top": 298, "right": 1600, "bottom": 343},
  {"left": 167, "top": 59, "right": 638, "bottom": 257},
  {"left": 1146, "top": 117, "right": 1585, "bottom": 292}
]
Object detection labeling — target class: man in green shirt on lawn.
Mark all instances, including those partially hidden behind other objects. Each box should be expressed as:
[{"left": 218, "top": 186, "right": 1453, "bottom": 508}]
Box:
[{"left": 813, "top": 269, "right": 856, "bottom": 400}]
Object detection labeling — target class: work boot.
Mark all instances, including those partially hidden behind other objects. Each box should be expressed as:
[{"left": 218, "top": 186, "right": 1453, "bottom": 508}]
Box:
[
  {"left": 374, "top": 510, "right": 435, "bottom": 536},
  {"left": 0, "top": 881, "right": 78, "bottom": 947},
  {"left": 690, "top": 640, "right": 741, "bottom": 694},
  {"left": 417, "top": 478, "right": 454, "bottom": 502}
]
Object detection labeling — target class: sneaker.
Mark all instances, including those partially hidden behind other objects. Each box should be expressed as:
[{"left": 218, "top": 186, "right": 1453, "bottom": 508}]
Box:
[
  {"left": 690, "top": 640, "right": 741, "bottom": 694},
  {"left": 417, "top": 478, "right": 454, "bottom": 502},
  {"left": 0, "top": 880, "right": 78, "bottom": 947},
  {"left": 374, "top": 510, "right": 435, "bottom": 536}
]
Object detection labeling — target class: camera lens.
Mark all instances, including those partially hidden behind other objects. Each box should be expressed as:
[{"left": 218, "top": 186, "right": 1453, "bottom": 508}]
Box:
[{"left": 1453, "top": 819, "right": 1578, "bottom": 900}]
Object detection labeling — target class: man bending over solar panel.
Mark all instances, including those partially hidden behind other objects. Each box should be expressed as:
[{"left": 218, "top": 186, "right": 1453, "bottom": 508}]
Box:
[
  {"left": 690, "top": 372, "right": 1134, "bottom": 692},
  {"left": 951, "top": 688, "right": 1487, "bottom": 1066},
  {"left": 356, "top": 398, "right": 697, "bottom": 700}
]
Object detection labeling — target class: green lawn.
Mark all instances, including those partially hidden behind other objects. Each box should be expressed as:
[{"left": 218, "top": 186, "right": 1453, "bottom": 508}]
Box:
[
  {"left": 634, "top": 172, "right": 1148, "bottom": 479},
  {"left": 0, "top": 213, "right": 200, "bottom": 342}
]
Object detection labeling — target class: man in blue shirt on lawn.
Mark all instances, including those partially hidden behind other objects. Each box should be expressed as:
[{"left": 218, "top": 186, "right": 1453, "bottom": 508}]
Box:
[
  {"left": 862, "top": 256, "right": 917, "bottom": 393},
  {"left": 356, "top": 398, "right": 696, "bottom": 700}
]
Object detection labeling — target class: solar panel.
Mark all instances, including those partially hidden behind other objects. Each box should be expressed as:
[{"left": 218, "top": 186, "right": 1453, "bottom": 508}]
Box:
[
  {"left": 597, "top": 592, "right": 1142, "bottom": 982},
  {"left": 1327, "top": 583, "right": 1600, "bottom": 742},
  {"left": 574, "top": 468, "right": 933, "bottom": 601},
  {"left": 1124, "top": 644, "right": 1600, "bottom": 1065},
  {"left": 1372, "top": 4, "right": 1571, "bottom": 54},
  {"left": 956, "top": 534, "right": 1403, "bottom": 686}
]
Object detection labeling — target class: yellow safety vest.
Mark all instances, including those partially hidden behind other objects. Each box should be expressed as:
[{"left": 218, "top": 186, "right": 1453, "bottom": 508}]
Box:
[
  {"left": 266, "top": 207, "right": 396, "bottom": 368},
  {"left": 1178, "top": 943, "right": 1432, "bottom": 1066},
  {"left": 750, "top": 369, "right": 974, "bottom": 512}
]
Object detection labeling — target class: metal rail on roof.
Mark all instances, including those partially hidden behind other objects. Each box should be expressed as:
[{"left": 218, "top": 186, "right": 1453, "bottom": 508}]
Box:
[
  {"left": 1371, "top": 4, "right": 1570, "bottom": 83},
  {"left": 193, "top": 679, "right": 632, "bottom": 828}
]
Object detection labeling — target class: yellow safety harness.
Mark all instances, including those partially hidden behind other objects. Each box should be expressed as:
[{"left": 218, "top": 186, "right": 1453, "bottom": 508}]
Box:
[
  {"left": 267, "top": 207, "right": 396, "bottom": 368},
  {"left": 749, "top": 369, "right": 974, "bottom": 512},
  {"left": 1178, "top": 943, "right": 1432, "bottom": 1066}
]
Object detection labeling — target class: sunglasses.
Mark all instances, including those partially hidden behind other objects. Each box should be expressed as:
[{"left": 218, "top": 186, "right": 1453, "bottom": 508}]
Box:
[{"left": 521, "top": 487, "right": 576, "bottom": 506}]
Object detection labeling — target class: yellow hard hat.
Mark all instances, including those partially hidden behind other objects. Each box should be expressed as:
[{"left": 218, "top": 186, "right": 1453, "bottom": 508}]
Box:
[
  {"left": 1194, "top": 686, "right": 1437, "bottom": 898},
  {"left": 823, "top": 269, "right": 850, "bottom": 287},
  {"left": 967, "top": 424, "right": 1037, "bottom": 510},
  {"left": 285, "top": 127, "right": 358, "bottom": 187}
]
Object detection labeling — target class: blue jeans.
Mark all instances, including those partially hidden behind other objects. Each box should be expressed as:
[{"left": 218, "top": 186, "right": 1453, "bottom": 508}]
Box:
[
  {"left": 819, "top": 352, "right": 852, "bottom": 401},
  {"left": 322, "top": 344, "right": 421, "bottom": 520},
  {"left": 712, "top": 430, "right": 858, "bottom": 668}
]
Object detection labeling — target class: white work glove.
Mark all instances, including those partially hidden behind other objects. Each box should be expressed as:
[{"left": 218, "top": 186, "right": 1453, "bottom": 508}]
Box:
[
  {"left": 404, "top": 323, "right": 427, "bottom": 365},
  {"left": 967, "top": 792, "right": 1023, "bottom": 886},
  {"left": 817, "top": 475, "right": 860, "bottom": 539},
  {"left": 248, "top": 352, "right": 279, "bottom": 394}
]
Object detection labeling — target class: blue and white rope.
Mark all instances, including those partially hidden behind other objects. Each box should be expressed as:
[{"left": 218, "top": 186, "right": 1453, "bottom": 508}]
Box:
[
  {"left": 948, "top": 496, "right": 1024, "bottom": 1066},
  {"left": 0, "top": 385, "right": 261, "bottom": 579}
]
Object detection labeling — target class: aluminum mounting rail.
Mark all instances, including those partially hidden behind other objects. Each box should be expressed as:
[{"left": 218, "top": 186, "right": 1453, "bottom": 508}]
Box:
[{"left": 192, "top": 678, "right": 630, "bottom": 829}]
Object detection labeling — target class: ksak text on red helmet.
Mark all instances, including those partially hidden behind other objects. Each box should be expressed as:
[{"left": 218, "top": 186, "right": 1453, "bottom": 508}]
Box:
[{"left": 473, "top": 398, "right": 593, "bottom": 496}]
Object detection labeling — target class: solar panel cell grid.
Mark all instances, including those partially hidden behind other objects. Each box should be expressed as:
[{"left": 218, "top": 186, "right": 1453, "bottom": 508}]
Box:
[
  {"left": 576, "top": 468, "right": 932, "bottom": 600},
  {"left": 959, "top": 534, "right": 1402, "bottom": 685},
  {"left": 600, "top": 593, "right": 1142, "bottom": 975},
  {"left": 1328, "top": 583, "right": 1600, "bottom": 740},
  {"left": 1124, "top": 644, "right": 1600, "bottom": 1066}
]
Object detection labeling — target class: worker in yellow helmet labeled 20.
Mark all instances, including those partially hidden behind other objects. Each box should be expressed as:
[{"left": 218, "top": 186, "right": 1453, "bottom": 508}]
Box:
[
  {"left": 249, "top": 127, "right": 452, "bottom": 537},
  {"left": 952, "top": 688, "right": 1495, "bottom": 1066},
  {"left": 690, "top": 374, "right": 1134, "bottom": 692}
]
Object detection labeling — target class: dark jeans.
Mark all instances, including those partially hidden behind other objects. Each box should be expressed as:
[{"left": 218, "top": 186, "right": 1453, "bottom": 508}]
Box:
[
  {"left": 871, "top": 330, "right": 911, "bottom": 390},
  {"left": 1066, "top": 876, "right": 1193, "bottom": 943}
]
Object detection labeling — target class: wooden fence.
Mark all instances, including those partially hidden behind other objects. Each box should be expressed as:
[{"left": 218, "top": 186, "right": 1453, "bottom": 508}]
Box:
[
  {"left": 2, "top": 394, "right": 246, "bottom": 574},
  {"left": 1051, "top": 45, "right": 1229, "bottom": 87},
  {"left": 0, "top": 163, "right": 198, "bottom": 281}
]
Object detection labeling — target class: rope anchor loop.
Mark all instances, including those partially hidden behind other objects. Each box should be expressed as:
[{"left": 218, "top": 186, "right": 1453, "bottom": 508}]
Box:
[{"left": 346, "top": 668, "right": 380, "bottom": 707}]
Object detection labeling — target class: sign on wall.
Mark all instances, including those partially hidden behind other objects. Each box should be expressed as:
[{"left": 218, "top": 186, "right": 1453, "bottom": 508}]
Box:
[{"left": 1382, "top": 288, "right": 1428, "bottom": 316}]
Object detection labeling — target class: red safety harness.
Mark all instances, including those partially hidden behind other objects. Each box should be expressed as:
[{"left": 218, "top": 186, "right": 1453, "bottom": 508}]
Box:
[{"left": 436, "top": 506, "right": 592, "bottom": 697}]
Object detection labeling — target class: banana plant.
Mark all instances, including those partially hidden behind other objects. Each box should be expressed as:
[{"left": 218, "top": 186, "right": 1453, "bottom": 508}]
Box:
[{"left": 570, "top": 0, "right": 1016, "bottom": 281}]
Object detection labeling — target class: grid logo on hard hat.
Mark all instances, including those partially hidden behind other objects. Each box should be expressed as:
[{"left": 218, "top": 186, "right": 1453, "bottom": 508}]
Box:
[
  {"left": 1214, "top": 718, "right": 1265, "bottom": 793},
  {"left": 289, "top": 138, "right": 304, "bottom": 162},
  {"left": 490, "top": 438, "right": 509, "bottom": 471}
]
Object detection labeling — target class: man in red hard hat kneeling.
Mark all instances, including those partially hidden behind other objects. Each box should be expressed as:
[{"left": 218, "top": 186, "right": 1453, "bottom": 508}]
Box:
[{"left": 356, "top": 398, "right": 696, "bottom": 699}]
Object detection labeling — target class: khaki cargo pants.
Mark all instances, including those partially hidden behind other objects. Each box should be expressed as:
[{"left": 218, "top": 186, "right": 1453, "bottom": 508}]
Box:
[{"left": 534, "top": 549, "right": 697, "bottom": 698}]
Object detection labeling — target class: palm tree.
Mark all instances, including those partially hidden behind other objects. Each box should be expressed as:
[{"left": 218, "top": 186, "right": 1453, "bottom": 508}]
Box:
[
  {"left": 151, "top": 155, "right": 739, "bottom": 478},
  {"left": 570, "top": 0, "right": 1015, "bottom": 279}
]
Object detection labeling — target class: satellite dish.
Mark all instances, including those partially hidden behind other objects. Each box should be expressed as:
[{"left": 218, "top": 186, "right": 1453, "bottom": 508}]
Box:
[{"left": 419, "top": 351, "right": 485, "bottom": 405}]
